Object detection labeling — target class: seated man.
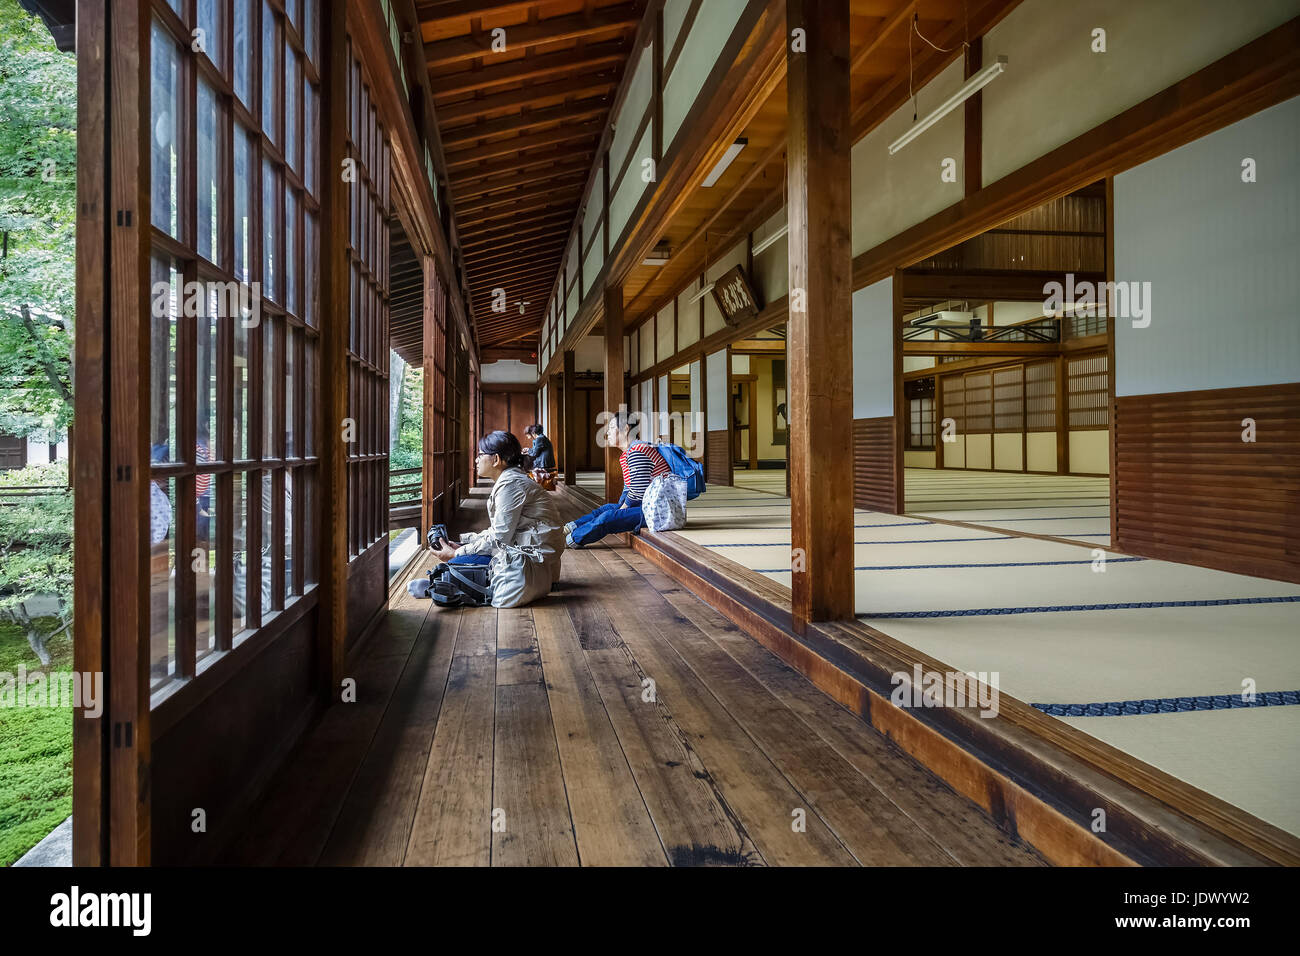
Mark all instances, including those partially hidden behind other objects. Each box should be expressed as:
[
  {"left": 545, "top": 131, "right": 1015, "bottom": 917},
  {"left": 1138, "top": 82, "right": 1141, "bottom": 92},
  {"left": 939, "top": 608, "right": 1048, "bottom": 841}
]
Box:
[
  {"left": 523, "top": 424, "right": 555, "bottom": 470},
  {"left": 564, "top": 412, "right": 669, "bottom": 548}
]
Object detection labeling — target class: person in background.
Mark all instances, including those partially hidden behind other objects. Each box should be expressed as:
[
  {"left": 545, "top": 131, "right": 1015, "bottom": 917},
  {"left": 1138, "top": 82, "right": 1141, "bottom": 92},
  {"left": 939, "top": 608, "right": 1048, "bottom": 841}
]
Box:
[
  {"left": 564, "top": 411, "right": 669, "bottom": 548},
  {"left": 523, "top": 424, "right": 555, "bottom": 470},
  {"left": 428, "top": 430, "right": 564, "bottom": 607}
]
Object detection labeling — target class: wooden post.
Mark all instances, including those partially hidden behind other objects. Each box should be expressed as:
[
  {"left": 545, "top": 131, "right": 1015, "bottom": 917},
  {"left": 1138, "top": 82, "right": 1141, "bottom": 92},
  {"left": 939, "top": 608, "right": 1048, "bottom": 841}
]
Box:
[
  {"left": 319, "top": 4, "right": 349, "bottom": 692},
  {"left": 964, "top": 36, "right": 982, "bottom": 197},
  {"left": 421, "top": 258, "right": 438, "bottom": 535},
  {"left": 547, "top": 373, "right": 562, "bottom": 473},
  {"left": 603, "top": 284, "right": 626, "bottom": 503},
  {"left": 786, "top": 0, "right": 855, "bottom": 632},
  {"left": 563, "top": 349, "right": 577, "bottom": 487}
]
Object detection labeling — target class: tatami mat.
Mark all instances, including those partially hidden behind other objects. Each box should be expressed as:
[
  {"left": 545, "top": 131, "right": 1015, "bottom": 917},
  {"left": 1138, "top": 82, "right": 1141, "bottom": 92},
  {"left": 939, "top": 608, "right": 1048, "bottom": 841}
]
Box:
[{"left": 610, "top": 476, "right": 1300, "bottom": 838}]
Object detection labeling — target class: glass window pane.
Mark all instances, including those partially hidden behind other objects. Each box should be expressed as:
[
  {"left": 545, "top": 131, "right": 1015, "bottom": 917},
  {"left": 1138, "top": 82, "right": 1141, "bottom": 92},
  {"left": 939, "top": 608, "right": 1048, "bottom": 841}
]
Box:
[
  {"left": 302, "top": 468, "right": 316, "bottom": 588},
  {"left": 304, "top": 0, "right": 317, "bottom": 66},
  {"left": 285, "top": 187, "right": 298, "bottom": 316},
  {"left": 150, "top": 476, "right": 176, "bottom": 691},
  {"left": 261, "top": 0, "right": 279, "bottom": 145},
  {"left": 150, "top": 256, "right": 180, "bottom": 463},
  {"left": 234, "top": 315, "right": 251, "bottom": 459},
  {"left": 285, "top": 48, "right": 300, "bottom": 173},
  {"left": 199, "top": 290, "right": 219, "bottom": 460},
  {"left": 196, "top": 0, "right": 222, "bottom": 69},
  {"left": 259, "top": 470, "right": 274, "bottom": 614},
  {"left": 285, "top": 326, "right": 297, "bottom": 457},
  {"left": 304, "top": 337, "right": 316, "bottom": 456},
  {"left": 234, "top": 0, "right": 252, "bottom": 107},
  {"left": 196, "top": 473, "right": 217, "bottom": 662},
  {"left": 285, "top": 467, "right": 296, "bottom": 598},
  {"left": 303, "top": 80, "right": 316, "bottom": 196},
  {"left": 150, "top": 20, "right": 181, "bottom": 238},
  {"left": 262, "top": 158, "right": 278, "bottom": 301},
  {"left": 303, "top": 210, "right": 317, "bottom": 327},
  {"left": 232, "top": 472, "right": 248, "bottom": 635},
  {"left": 234, "top": 125, "right": 254, "bottom": 283},
  {"left": 197, "top": 77, "right": 221, "bottom": 265},
  {"left": 263, "top": 317, "right": 279, "bottom": 459}
]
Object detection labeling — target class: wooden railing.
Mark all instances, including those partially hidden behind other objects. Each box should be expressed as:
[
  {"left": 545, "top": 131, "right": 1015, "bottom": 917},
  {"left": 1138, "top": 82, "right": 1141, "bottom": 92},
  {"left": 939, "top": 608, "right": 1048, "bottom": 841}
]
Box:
[{"left": 388, "top": 467, "right": 422, "bottom": 531}]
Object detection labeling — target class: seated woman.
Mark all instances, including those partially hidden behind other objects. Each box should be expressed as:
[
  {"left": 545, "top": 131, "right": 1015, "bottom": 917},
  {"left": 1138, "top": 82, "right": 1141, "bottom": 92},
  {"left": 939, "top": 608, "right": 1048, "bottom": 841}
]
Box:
[
  {"left": 429, "top": 430, "right": 565, "bottom": 607},
  {"left": 564, "top": 412, "right": 670, "bottom": 548}
]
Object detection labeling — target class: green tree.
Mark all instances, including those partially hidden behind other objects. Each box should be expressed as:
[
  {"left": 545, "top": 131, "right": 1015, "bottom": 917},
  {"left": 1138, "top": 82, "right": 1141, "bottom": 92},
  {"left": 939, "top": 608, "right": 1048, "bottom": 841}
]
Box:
[{"left": 0, "top": 0, "right": 76, "bottom": 440}]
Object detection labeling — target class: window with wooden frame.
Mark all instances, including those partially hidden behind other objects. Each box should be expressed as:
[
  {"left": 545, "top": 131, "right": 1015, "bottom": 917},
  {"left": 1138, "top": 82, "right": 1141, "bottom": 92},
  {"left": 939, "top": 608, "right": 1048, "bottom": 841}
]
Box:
[
  {"left": 904, "top": 378, "right": 935, "bottom": 450},
  {"left": 941, "top": 374, "right": 965, "bottom": 434},
  {"left": 993, "top": 365, "right": 1025, "bottom": 432},
  {"left": 345, "top": 42, "right": 391, "bottom": 560},
  {"left": 1068, "top": 352, "right": 1110, "bottom": 428},
  {"left": 1025, "top": 360, "right": 1057, "bottom": 431},
  {"left": 963, "top": 370, "right": 993, "bottom": 433},
  {"left": 147, "top": 0, "right": 320, "bottom": 696}
]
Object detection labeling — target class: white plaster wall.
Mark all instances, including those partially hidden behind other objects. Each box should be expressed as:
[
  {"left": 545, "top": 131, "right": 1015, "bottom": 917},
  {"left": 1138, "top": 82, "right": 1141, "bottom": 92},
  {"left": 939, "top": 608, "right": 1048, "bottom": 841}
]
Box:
[
  {"left": 983, "top": 0, "right": 1300, "bottom": 186},
  {"left": 852, "top": 277, "right": 895, "bottom": 419},
  {"left": 706, "top": 348, "right": 728, "bottom": 430},
  {"left": 1114, "top": 96, "right": 1300, "bottom": 396}
]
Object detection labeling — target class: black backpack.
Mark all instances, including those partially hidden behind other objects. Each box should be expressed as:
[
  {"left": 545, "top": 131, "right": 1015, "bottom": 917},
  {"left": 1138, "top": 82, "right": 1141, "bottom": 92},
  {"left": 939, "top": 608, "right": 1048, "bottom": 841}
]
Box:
[{"left": 428, "top": 561, "right": 493, "bottom": 608}]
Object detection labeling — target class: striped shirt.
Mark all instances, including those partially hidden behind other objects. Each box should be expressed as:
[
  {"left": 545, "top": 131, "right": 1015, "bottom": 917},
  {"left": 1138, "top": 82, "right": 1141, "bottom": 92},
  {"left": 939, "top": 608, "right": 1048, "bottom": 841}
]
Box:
[{"left": 620, "top": 442, "right": 670, "bottom": 504}]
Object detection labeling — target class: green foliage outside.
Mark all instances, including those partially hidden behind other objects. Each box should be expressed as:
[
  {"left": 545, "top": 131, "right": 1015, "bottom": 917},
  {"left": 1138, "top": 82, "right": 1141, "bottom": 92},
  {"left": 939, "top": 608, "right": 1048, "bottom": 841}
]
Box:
[
  {"left": 0, "top": 0, "right": 76, "bottom": 865},
  {"left": 0, "top": 461, "right": 73, "bottom": 867},
  {"left": 0, "top": 0, "right": 76, "bottom": 441},
  {"left": 390, "top": 365, "right": 424, "bottom": 476}
]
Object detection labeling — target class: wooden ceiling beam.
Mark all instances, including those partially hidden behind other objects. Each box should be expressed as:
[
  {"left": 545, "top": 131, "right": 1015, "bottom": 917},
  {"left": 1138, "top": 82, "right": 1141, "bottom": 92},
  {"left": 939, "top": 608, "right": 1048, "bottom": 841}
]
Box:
[
  {"left": 430, "top": 42, "right": 631, "bottom": 98},
  {"left": 425, "top": 6, "right": 642, "bottom": 67},
  {"left": 468, "top": 263, "right": 563, "bottom": 287},
  {"left": 441, "top": 99, "right": 611, "bottom": 149},
  {"left": 459, "top": 213, "right": 575, "bottom": 249},
  {"left": 466, "top": 239, "right": 567, "bottom": 270},
  {"left": 416, "top": 0, "right": 536, "bottom": 25},
  {"left": 438, "top": 71, "right": 619, "bottom": 123},
  {"left": 456, "top": 173, "right": 589, "bottom": 215},
  {"left": 457, "top": 192, "right": 583, "bottom": 230},
  {"left": 444, "top": 120, "right": 603, "bottom": 168},
  {"left": 451, "top": 158, "right": 594, "bottom": 200},
  {"left": 448, "top": 145, "right": 596, "bottom": 185}
]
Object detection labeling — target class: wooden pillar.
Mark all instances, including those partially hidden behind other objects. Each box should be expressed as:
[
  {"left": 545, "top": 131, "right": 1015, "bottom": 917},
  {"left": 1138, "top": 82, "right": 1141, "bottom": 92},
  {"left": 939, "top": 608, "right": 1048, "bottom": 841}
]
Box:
[
  {"left": 786, "top": 0, "right": 855, "bottom": 631},
  {"left": 319, "top": 4, "right": 349, "bottom": 691},
  {"left": 420, "top": 259, "right": 437, "bottom": 534},
  {"left": 563, "top": 349, "right": 576, "bottom": 487},
  {"left": 603, "top": 284, "right": 625, "bottom": 503},
  {"left": 547, "top": 373, "right": 562, "bottom": 472}
]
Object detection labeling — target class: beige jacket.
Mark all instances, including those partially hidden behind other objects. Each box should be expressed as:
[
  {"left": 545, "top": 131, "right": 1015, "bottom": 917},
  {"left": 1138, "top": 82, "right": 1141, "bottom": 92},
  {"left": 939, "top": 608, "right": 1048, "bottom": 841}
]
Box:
[{"left": 454, "top": 467, "right": 565, "bottom": 608}]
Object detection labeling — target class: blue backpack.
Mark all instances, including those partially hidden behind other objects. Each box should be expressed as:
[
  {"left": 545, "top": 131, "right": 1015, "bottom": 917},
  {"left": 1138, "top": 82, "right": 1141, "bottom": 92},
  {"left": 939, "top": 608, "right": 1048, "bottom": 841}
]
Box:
[{"left": 654, "top": 443, "right": 706, "bottom": 500}]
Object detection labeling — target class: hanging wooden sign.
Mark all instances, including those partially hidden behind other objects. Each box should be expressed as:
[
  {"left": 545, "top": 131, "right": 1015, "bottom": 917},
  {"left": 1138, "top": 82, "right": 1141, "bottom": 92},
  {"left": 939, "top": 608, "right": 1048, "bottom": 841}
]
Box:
[{"left": 710, "top": 265, "right": 762, "bottom": 326}]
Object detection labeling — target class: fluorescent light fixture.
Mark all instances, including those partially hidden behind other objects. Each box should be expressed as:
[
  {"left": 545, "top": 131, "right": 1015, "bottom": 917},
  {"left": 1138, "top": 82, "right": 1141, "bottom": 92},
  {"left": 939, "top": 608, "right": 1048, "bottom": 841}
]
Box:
[
  {"left": 888, "top": 56, "right": 1007, "bottom": 156},
  {"left": 686, "top": 281, "right": 715, "bottom": 305},
  {"left": 751, "top": 222, "right": 789, "bottom": 256},
  {"left": 702, "top": 137, "right": 747, "bottom": 187}
]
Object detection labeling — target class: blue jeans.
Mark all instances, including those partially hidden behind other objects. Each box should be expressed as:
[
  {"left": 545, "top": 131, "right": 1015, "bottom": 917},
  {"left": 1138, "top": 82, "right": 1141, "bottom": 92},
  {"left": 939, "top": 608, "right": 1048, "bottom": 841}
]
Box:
[
  {"left": 448, "top": 552, "right": 492, "bottom": 566},
  {"left": 569, "top": 497, "right": 644, "bottom": 547}
]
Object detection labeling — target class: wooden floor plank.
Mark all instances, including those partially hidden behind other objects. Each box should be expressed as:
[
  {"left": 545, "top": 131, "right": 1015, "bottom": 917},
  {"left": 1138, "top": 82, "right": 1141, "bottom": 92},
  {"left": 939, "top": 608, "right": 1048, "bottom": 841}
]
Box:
[
  {"left": 492, "top": 680, "right": 581, "bottom": 866},
  {"left": 317, "top": 607, "right": 462, "bottom": 865},
  {"left": 404, "top": 609, "right": 497, "bottom": 866},
  {"left": 582, "top": 548, "right": 857, "bottom": 865},
  {"left": 532, "top": 605, "right": 669, "bottom": 866},
  {"left": 590, "top": 546, "right": 949, "bottom": 865},
  {"left": 620, "top": 549, "right": 1047, "bottom": 866},
  {"left": 496, "top": 606, "right": 543, "bottom": 685}
]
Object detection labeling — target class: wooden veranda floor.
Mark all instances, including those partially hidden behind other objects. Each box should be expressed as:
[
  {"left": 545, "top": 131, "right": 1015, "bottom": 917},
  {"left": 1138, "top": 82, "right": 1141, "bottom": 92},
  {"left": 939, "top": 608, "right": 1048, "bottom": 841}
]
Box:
[{"left": 222, "top": 487, "right": 1045, "bottom": 866}]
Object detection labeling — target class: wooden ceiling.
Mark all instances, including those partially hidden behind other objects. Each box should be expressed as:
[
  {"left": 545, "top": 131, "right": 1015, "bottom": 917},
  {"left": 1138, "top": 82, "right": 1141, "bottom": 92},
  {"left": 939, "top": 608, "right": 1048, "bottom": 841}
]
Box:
[
  {"left": 603, "top": 0, "right": 1022, "bottom": 339},
  {"left": 420, "top": 0, "right": 647, "bottom": 353}
]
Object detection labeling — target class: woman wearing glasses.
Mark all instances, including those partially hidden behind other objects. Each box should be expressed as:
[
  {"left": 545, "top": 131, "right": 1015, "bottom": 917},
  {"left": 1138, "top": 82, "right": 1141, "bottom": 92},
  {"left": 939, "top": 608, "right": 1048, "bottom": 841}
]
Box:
[{"left": 428, "top": 430, "right": 565, "bottom": 607}]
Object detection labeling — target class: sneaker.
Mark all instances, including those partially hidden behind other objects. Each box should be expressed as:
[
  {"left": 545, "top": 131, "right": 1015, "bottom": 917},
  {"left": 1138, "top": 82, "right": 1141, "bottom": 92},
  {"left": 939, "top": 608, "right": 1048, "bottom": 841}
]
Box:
[
  {"left": 565, "top": 529, "right": 579, "bottom": 549},
  {"left": 563, "top": 520, "right": 576, "bottom": 535}
]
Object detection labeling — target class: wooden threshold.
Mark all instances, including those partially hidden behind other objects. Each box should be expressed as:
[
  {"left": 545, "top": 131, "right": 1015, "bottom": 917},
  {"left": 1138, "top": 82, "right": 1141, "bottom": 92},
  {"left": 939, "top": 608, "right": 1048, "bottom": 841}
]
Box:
[{"left": 558, "top": 484, "right": 1298, "bottom": 866}]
